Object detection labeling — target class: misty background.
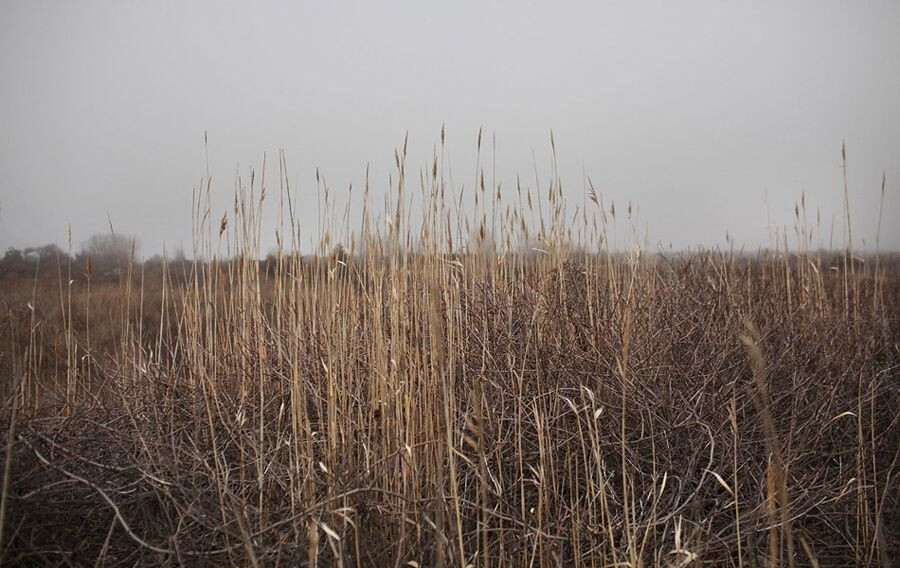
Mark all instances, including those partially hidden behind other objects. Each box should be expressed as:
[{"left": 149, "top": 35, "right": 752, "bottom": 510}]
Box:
[{"left": 1, "top": 0, "right": 898, "bottom": 258}]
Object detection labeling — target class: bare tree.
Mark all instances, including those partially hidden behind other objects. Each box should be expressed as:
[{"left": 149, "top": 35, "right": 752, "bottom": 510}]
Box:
[{"left": 80, "top": 233, "right": 138, "bottom": 275}]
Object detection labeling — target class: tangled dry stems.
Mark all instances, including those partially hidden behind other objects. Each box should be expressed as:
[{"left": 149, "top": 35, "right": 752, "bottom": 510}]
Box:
[
  {"left": 1, "top": 135, "right": 897, "bottom": 566},
  {"left": 2, "top": 250, "right": 897, "bottom": 567}
]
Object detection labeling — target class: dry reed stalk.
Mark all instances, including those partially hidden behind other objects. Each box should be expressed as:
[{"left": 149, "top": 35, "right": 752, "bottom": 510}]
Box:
[{"left": 741, "top": 321, "right": 794, "bottom": 568}]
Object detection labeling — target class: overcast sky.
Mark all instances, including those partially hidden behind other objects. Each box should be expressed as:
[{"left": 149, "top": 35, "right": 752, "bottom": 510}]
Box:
[{"left": 1, "top": 0, "right": 898, "bottom": 256}]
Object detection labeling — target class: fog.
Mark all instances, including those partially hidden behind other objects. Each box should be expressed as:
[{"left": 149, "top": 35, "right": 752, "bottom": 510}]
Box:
[{"left": 1, "top": 0, "right": 898, "bottom": 256}]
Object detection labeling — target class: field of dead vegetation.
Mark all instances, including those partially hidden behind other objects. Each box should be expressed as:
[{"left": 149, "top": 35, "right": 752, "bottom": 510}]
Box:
[{"left": 1, "top": 144, "right": 897, "bottom": 566}]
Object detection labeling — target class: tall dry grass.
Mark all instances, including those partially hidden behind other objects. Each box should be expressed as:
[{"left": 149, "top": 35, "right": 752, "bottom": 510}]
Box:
[{"left": 1, "top": 134, "right": 897, "bottom": 566}]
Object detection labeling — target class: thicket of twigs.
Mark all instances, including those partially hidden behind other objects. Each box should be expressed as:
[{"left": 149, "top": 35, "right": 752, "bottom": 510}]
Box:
[{"left": 1, "top": 138, "right": 898, "bottom": 566}]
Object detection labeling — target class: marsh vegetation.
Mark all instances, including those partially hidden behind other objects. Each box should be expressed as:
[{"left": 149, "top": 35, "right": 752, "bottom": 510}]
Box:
[{"left": 1, "top": 136, "right": 897, "bottom": 566}]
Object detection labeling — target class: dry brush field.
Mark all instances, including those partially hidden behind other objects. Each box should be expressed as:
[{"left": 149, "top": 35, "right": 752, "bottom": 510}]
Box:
[{"left": 1, "top": 146, "right": 898, "bottom": 567}]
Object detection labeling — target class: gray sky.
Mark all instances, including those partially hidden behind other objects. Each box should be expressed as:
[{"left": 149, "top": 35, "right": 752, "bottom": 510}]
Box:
[{"left": 2, "top": 0, "right": 898, "bottom": 256}]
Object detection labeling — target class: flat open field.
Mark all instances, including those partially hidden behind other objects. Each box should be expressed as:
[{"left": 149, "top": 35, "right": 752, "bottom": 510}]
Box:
[{"left": 1, "top": 185, "right": 898, "bottom": 566}]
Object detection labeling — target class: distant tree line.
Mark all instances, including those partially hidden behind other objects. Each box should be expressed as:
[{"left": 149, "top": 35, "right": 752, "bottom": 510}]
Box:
[
  {"left": 8, "top": 235, "right": 892, "bottom": 284},
  {"left": 0, "top": 233, "right": 140, "bottom": 281}
]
